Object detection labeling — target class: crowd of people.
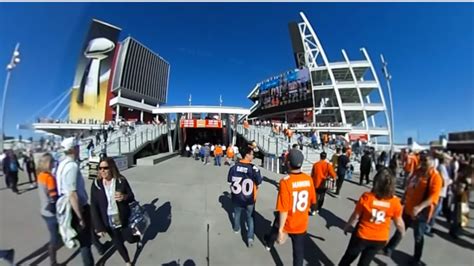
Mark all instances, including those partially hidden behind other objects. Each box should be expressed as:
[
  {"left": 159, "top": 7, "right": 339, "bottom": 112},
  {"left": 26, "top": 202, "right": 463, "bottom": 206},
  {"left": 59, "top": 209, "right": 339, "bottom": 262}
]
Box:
[
  {"left": 1, "top": 122, "right": 472, "bottom": 266},
  {"left": 2, "top": 137, "right": 148, "bottom": 266},
  {"left": 224, "top": 134, "right": 472, "bottom": 266}
]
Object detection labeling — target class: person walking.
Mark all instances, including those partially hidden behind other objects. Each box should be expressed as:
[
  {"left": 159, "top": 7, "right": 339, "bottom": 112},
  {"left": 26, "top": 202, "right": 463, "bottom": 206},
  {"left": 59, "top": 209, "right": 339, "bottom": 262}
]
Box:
[
  {"left": 87, "top": 140, "right": 95, "bottom": 159},
  {"left": 225, "top": 144, "right": 234, "bottom": 166},
  {"left": 2, "top": 150, "right": 23, "bottom": 194},
  {"left": 95, "top": 132, "right": 101, "bottom": 146},
  {"left": 227, "top": 146, "right": 262, "bottom": 247},
  {"left": 335, "top": 148, "right": 350, "bottom": 197},
  {"left": 339, "top": 168, "right": 405, "bottom": 266},
  {"left": 37, "top": 153, "right": 61, "bottom": 266},
  {"left": 360, "top": 150, "right": 372, "bottom": 185},
  {"left": 382, "top": 153, "right": 443, "bottom": 266},
  {"left": 214, "top": 144, "right": 223, "bottom": 166},
  {"left": 24, "top": 151, "right": 37, "bottom": 188},
  {"left": 90, "top": 157, "right": 139, "bottom": 266},
  {"left": 185, "top": 145, "right": 191, "bottom": 157},
  {"left": 376, "top": 151, "right": 388, "bottom": 172},
  {"left": 56, "top": 137, "right": 95, "bottom": 266},
  {"left": 274, "top": 149, "right": 316, "bottom": 266},
  {"left": 310, "top": 151, "right": 336, "bottom": 214},
  {"left": 425, "top": 154, "right": 452, "bottom": 236}
]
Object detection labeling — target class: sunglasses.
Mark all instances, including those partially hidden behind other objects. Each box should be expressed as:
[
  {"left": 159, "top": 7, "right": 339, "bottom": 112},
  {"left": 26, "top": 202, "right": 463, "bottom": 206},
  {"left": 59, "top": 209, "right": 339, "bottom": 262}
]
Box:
[{"left": 99, "top": 166, "right": 109, "bottom": 170}]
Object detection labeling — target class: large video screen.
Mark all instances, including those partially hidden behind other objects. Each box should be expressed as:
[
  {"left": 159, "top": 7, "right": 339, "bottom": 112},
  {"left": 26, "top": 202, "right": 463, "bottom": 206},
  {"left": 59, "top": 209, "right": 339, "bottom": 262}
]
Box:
[{"left": 258, "top": 68, "right": 311, "bottom": 110}]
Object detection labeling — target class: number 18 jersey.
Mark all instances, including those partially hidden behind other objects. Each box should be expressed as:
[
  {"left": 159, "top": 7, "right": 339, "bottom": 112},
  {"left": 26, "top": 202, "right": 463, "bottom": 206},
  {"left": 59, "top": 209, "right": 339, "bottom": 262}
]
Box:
[
  {"left": 276, "top": 172, "right": 316, "bottom": 234},
  {"left": 355, "top": 192, "right": 402, "bottom": 241}
]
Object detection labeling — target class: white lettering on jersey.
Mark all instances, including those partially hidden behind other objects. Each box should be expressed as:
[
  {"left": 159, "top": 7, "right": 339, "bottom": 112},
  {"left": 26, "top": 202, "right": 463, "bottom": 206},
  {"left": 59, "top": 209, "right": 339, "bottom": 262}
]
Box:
[
  {"left": 373, "top": 200, "right": 390, "bottom": 208},
  {"left": 292, "top": 180, "right": 311, "bottom": 189},
  {"left": 236, "top": 166, "right": 248, "bottom": 173}
]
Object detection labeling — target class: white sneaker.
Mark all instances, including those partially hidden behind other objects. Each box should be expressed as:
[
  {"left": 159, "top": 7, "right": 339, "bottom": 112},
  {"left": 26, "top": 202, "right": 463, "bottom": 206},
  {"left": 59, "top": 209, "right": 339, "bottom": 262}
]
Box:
[
  {"left": 310, "top": 211, "right": 316, "bottom": 216},
  {"left": 30, "top": 184, "right": 36, "bottom": 188},
  {"left": 265, "top": 245, "right": 271, "bottom": 251}
]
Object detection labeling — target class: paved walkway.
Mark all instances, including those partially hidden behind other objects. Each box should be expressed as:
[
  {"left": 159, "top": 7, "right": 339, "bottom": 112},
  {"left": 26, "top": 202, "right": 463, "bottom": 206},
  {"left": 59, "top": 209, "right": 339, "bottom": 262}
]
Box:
[{"left": 0, "top": 157, "right": 472, "bottom": 265}]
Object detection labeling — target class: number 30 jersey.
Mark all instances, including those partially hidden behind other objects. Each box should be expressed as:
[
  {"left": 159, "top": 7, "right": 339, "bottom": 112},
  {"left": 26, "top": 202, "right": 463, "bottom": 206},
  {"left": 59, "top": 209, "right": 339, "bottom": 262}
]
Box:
[
  {"left": 355, "top": 192, "right": 402, "bottom": 241},
  {"left": 276, "top": 172, "right": 316, "bottom": 234},
  {"left": 227, "top": 160, "right": 263, "bottom": 207}
]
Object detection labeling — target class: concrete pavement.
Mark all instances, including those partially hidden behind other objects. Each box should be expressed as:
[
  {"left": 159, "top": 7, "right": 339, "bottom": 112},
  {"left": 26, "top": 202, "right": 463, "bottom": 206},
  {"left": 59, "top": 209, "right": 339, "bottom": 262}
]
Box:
[{"left": 0, "top": 157, "right": 472, "bottom": 266}]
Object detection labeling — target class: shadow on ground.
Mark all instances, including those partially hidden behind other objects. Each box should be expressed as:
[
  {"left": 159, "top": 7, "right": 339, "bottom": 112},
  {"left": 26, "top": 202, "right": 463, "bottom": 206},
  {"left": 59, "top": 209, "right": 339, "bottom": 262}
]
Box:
[
  {"left": 319, "top": 208, "right": 346, "bottom": 231},
  {"left": 131, "top": 198, "right": 172, "bottom": 265}
]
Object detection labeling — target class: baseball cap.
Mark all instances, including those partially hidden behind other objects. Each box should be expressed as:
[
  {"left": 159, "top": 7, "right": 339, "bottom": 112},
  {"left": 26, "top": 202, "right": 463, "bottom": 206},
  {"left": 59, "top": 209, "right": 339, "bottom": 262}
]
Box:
[
  {"left": 61, "top": 137, "right": 78, "bottom": 151},
  {"left": 288, "top": 149, "right": 304, "bottom": 169}
]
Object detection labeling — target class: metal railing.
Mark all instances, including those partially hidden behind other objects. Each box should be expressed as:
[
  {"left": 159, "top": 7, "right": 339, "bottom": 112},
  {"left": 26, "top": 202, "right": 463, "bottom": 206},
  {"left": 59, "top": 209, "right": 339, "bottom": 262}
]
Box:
[{"left": 80, "top": 124, "right": 175, "bottom": 159}]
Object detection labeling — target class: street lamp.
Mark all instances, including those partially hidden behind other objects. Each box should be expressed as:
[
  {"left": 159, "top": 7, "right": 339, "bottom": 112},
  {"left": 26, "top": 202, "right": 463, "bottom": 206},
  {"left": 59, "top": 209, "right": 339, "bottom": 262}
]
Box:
[
  {"left": 1, "top": 43, "right": 21, "bottom": 154},
  {"left": 380, "top": 54, "right": 395, "bottom": 157}
]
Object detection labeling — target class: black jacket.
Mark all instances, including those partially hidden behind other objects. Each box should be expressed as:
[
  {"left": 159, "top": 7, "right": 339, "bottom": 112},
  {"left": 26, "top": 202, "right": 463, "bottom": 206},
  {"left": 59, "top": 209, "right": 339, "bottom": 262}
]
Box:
[
  {"left": 90, "top": 177, "right": 135, "bottom": 233},
  {"left": 360, "top": 154, "right": 372, "bottom": 173},
  {"left": 2, "top": 155, "right": 21, "bottom": 175}
]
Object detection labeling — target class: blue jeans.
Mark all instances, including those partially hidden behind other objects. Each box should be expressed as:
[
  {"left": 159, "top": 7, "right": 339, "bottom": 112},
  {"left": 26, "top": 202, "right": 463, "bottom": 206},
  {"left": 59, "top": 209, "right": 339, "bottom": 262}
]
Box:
[
  {"left": 427, "top": 198, "right": 444, "bottom": 231},
  {"left": 215, "top": 155, "right": 221, "bottom": 166},
  {"left": 233, "top": 204, "right": 254, "bottom": 241},
  {"left": 385, "top": 212, "right": 428, "bottom": 262},
  {"left": 42, "top": 215, "right": 60, "bottom": 246}
]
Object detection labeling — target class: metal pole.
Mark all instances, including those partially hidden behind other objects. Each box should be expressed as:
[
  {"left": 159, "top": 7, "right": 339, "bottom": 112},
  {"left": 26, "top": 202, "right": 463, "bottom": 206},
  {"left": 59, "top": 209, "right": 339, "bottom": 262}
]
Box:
[
  {"left": 381, "top": 54, "right": 395, "bottom": 157},
  {"left": 0, "top": 71, "right": 12, "bottom": 154},
  {"left": 118, "top": 137, "right": 121, "bottom": 155}
]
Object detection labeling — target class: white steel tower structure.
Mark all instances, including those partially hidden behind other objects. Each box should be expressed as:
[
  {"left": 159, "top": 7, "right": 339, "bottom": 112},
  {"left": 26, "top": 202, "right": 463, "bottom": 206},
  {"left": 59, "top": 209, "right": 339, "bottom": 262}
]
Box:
[{"left": 293, "top": 12, "right": 391, "bottom": 144}]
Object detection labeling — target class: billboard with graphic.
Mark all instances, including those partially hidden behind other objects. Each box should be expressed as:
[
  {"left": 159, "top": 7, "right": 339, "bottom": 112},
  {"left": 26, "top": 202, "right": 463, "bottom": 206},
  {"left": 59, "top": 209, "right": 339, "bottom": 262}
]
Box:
[
  {"left": 258, "top": 68, "right": 311, "bottom": 110},
  {"left": 69, "top": 19, "right": 121, "bottom": 122}
]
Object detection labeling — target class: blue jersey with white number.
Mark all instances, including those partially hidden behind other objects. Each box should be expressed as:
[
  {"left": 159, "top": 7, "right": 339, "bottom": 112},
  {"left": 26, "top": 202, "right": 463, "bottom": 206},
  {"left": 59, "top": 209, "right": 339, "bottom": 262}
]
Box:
[{"left": 227, "top": 160, "right": 263, "bottom": 207}]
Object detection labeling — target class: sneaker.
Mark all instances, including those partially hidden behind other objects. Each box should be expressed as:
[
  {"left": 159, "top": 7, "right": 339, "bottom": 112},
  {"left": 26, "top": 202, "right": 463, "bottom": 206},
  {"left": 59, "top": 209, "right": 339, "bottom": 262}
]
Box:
[
  {"left": 3, "top": 249, "right": 14, "bottom": 265},
  {"left": 310, "top": 211, "right": 316, "bottom": 216},
  {"left": 248, "top": 239, "right": 254, "bottom": 248},
  {"left": 265, "top": 245, "right": 271, "bottom": 251},
  {"left": 233, "top": 230, "right": 239, "bottom": 234},
  {"left": 30, "top": 184, "right": 36, "bottom": 188}
]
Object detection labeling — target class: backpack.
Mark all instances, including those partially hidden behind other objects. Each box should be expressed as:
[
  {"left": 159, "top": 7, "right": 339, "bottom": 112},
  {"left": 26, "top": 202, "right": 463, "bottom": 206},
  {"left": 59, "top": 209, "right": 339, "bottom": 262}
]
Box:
[{"left": 9, "top": 161, "right": 18, "bottom": 172}]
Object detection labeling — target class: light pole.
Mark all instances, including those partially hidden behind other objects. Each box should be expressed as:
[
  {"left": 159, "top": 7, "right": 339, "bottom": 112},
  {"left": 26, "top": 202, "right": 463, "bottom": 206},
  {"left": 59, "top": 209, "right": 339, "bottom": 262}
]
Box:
[
  {"left": 380, "top": 54, "right": 394, "bottom": 156},
  {"left": 1, "top": 43, "right": 21, "bottom": 154}
]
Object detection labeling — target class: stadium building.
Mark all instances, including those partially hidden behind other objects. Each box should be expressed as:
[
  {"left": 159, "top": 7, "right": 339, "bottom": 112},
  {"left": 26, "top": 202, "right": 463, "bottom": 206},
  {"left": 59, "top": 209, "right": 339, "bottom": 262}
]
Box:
[{"left": 247, "top": 12, "right": 391, "bottom": 144}]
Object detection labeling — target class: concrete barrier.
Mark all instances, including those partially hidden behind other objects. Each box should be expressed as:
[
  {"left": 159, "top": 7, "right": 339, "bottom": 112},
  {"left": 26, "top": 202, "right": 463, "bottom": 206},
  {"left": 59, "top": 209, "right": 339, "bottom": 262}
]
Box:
[{"left": 136, "top": 152, "right": 179, "bottom": 166}]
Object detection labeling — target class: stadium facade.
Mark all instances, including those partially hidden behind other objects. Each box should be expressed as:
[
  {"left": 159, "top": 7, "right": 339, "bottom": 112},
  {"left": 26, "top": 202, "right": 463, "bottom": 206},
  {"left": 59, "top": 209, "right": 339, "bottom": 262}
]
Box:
[
  {"left": 69, "top": 19, "right": 169, "bottom": 123},
  {"left": 247, "top": 12, "right": 391, "bottom": 144}
]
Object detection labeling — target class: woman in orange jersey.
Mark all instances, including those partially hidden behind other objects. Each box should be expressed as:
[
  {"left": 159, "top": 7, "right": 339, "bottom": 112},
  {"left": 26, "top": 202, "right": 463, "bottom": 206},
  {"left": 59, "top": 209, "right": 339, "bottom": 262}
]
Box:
[
  {"left": 37, "top": 153, "right": 60, "bottom": 266},
  {"left": 339, "top": 168, "right": 405, "bottom": 266}
]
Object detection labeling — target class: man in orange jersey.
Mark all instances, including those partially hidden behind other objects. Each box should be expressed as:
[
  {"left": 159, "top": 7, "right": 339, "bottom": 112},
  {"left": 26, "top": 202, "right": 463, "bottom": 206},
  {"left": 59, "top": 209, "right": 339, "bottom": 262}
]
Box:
[
  {"left": 403, "top": 149, "right": 420, "bottom": 187},
  {"left": 339, "top": 168, "right": 405, "bottom": 266},
  {"left": 214, "top": 144, "right": 223, "bottom": 166},
  {"left": 310, "top": 151, "right": 336, "bottom": 215},
  {"left": 225, "top": 144, "right": 235, "bottom": 166},
  {"left": 276, "top": 149, "right": 316, "bottom": 266},
  {"left": 383, "top": 153, "right": 442, "bottom": 266}
]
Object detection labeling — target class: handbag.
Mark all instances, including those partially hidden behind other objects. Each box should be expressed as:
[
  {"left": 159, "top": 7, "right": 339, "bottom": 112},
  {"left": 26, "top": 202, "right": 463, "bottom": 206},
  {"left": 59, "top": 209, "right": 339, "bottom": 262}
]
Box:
[{"left": 128, "top": 201, "right": 150, "bottom": 237}]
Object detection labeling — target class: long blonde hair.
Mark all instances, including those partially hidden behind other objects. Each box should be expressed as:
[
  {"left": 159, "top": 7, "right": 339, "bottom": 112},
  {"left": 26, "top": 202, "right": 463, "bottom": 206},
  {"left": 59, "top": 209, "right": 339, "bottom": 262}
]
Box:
[{"left": 37, "top": 153, "right": 54, "bottom": 174}]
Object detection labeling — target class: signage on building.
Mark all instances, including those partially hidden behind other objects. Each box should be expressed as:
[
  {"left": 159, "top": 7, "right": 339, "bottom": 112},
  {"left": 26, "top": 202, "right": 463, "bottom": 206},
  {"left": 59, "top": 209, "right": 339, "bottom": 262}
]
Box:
[
  {"left": 180, "top": 119, "right": 222, "bottom": 128},
  {"left": 349, "top": 133, "right": 368, "bottom": 141}
]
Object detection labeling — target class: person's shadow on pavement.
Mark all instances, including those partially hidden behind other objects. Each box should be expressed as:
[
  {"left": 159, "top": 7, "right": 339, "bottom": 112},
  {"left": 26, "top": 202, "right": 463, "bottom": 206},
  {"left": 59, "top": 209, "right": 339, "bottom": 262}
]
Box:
[
  {"left": 218, "top": 191, "right": 234, "bottom": 228},
  {"left": 319, "top": 208, "right": 346, "bottom": 231},
  {"left": 132, "top": 198, "right": 172, "bottom": 265},
  {"left": 253, "top": 211, "right": 284, "bottom": 266}
]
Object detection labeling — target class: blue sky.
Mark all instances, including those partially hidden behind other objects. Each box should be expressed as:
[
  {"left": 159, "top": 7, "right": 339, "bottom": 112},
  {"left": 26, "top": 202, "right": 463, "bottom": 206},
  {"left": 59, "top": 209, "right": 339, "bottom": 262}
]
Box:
[{"left": 0, "top": 2, "right": 473, "bottom": 143}]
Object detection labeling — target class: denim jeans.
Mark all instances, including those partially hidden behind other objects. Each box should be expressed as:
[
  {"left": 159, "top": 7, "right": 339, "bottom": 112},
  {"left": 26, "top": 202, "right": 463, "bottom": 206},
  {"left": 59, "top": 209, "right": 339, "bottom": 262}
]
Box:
[
  {"left": 289, "top": 233, "right": 306, "bottom": 266},
  {"left": 233, "top": 204, "right": 254, "bottom": 241},
  {"left": 427, "top": 198, "right": 444, "bottom": 231},
  {"left": 42, "top": 215, "right": 60, "bottom": 246},
  {"left": 339, "top": 234, "right": 385, "bottom": 266},
  {"left": 385, "top": 212, "right": 428, "bottom": 262},
  {"left": 215, "top": 155, "right": 221, "bottom": 166}
]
